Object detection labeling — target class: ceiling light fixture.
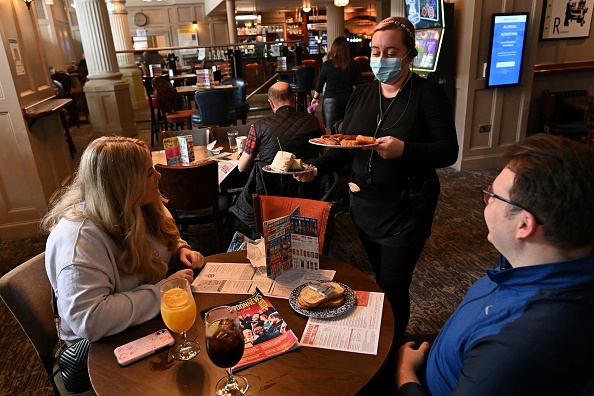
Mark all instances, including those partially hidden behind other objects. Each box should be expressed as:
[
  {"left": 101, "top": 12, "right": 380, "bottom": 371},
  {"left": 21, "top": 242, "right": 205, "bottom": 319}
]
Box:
[
  {"left": 45, "top": 0, "right": 54, "bottom": 5},
  {"left": 334, "top": 0, "right": 349, "bottom": 7},
  {"left": 302, "top": 5, "right": 311, "bottom": 13},
  {"left": 192, "top": 21, "right": 198, "bottom": 29},
  {"left": 22, "top": 0, "right": 34, "bottom": 9}
]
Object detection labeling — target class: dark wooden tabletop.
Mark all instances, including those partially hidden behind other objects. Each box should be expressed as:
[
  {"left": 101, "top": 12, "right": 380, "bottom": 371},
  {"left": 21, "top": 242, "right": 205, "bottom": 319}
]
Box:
[{"left": 88, "top": 251, "right": 394, "bottom": 395}]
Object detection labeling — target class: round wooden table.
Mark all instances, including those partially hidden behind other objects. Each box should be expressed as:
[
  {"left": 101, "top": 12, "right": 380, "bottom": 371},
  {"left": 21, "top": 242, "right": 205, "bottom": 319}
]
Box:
[{"left": 88, "top": 252, "right": 394, "bottom": 395}]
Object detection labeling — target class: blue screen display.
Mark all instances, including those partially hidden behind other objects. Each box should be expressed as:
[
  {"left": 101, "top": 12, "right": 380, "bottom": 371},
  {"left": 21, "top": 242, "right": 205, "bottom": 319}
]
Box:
[{"left": 486, "top": 13, "right": 528, "bottom": 87}]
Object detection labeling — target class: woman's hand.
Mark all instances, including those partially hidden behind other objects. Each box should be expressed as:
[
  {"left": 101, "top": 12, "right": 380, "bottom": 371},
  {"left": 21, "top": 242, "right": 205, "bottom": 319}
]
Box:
[
  {"left": 365, "top": 136, "right": 405, "bottom": 159},
  {"left": 293, "top": 166, "right": 317, "bottom": 183},
  {"left": 179, "top": 247, "right": 205, "bottom": 270},
  {"left": 167, "top": 268, "right": 194, "bottom": 283}
]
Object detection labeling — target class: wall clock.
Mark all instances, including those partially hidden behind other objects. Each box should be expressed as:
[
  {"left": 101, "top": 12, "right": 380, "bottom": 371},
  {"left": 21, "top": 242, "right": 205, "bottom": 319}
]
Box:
[{"left": 134, "top": 12, "right": 147, "bottom": 27}]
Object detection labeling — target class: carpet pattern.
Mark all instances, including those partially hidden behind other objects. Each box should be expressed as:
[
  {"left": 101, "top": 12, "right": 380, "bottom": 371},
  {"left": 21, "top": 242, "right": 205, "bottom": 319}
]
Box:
[{"left": 0, "top": 164, "right": 501, "bottom": 395}]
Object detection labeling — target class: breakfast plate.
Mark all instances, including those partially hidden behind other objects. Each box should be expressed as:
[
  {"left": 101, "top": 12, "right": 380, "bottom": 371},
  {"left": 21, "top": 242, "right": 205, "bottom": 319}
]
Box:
[
  {"left": 262, "top": 164, "right": 316, "bottom": 175},
  {"left": 289, "top": 281, "right": 356, "bottom": 319},
  {"left": 309, "top": 138, "right": 377, "bottom": 149}
]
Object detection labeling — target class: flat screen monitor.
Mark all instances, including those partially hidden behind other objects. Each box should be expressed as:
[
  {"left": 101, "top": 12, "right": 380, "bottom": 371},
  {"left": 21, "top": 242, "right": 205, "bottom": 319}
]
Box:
[
  {"left": 412, "top": 28, "right": 442, "bottom": 72},
  {"left": 485, "top": 13, "right": 529, "bottom": 88}
]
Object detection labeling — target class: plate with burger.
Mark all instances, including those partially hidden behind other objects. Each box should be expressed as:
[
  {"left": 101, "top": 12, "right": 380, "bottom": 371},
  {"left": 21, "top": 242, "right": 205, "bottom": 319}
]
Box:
[
  {"left": 309, "top": 134, "right": 377, "bottom": 149},
  {"left": 289, "top": 280, "right": 356, "bottom": 319}
]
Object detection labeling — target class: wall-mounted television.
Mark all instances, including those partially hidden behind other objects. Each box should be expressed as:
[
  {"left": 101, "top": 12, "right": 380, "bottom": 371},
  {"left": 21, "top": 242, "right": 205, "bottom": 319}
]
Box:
[{"left": 485, "top": 13, "right": 529, "bottom": 88}]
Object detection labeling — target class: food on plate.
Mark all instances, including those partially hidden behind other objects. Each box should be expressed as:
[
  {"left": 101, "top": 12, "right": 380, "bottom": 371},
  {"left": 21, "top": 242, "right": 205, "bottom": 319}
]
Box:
[
  {"left": 341, "top": 140, "right": 359, "bottom": 146},
  {"left": 297, "top": 281, "right": 345, "bottom": 309},
  {"left": 289, "top": 158, "right": 304, "bottom": 171},
  {"left": 313, "top": 134, "right": 376, "bottom": 147},
  {"left": 356, "top": 135, "right": 376, "bottom": 145},
  {"left": 270, "top": 151, "right": 296, "bottom": 172}
]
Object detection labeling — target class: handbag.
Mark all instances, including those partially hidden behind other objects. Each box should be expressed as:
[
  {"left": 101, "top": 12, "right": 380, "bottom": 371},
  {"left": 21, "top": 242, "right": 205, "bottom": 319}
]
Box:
[{"left": 50, "top": 290, "right": 92, "bottom": 394}]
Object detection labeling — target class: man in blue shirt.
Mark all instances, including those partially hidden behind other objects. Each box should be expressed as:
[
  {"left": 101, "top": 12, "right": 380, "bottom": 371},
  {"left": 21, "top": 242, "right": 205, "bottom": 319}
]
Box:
[{"left": 397, "top": 134, "right": 594, "bottom": 396}]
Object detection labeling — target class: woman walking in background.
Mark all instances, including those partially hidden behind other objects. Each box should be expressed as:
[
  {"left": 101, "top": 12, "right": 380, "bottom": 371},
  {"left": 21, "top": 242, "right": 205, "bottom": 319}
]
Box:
[{"left": 310, "top": 37, "right": 362, "bottom": 129}]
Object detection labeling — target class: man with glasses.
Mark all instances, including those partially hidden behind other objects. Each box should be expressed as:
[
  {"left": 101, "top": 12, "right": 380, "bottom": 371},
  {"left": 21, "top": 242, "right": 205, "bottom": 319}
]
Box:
[{"left": 396, "top": 134, "right": 594, "bottom": 395}]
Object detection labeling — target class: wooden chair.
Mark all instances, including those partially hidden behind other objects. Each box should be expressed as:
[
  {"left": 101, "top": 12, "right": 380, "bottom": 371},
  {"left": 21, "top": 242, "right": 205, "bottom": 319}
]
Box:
[
  {"left": 156, "top": 161, "right": 232, "bottom": 253},
  {"left": 541, "top": 89, "right": 589, "bottom": 142},
  {"left": 244, "top": 62, "right": 267, "bottom": 94},
  {"left": 152, "top": 77, "right": 195, "bottom": 131},
  {"left": 252, "top": 194, "right": 336, "bottom": 255},
  {"left": 0, "top": 252, "right": 96, "bottom": 396},
  {"left": 143, "top": 77, "right": 165, "bottom": 146},
  {"left": 161, "top": 128, "right": 210, "bottom": 146},
  {"left": 302, "top": 59, "right": 319, "bottom": 83}
]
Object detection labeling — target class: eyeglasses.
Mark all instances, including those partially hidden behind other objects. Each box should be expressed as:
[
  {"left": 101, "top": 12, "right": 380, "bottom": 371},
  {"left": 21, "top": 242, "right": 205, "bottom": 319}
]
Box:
[{"left": 482, "top": 184, "right": 542, "bottom": 224}]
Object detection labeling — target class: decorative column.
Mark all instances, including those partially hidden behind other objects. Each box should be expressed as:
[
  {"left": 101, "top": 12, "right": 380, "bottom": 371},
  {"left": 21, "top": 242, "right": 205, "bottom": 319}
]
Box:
[
  {"left": 106, "top": 0, "right": 147, "bottom": 111},
  {"left": 75, "top": 0, "right": 137, "bottom": 138},
  {"left": 326, "top": 5, "right": 345, "bottom": 53},
  {"left": 391, "top": 0, "right": 406, "bottom": 17},
  {"left": 226, "top": 0, "right": 238, "bottom": 44}
]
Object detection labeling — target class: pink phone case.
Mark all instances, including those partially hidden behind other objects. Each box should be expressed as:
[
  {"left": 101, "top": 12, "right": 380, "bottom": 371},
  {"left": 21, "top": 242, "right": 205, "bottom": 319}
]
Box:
[{"left": 114, "top": 329, "right": 175, "bottom": 366}]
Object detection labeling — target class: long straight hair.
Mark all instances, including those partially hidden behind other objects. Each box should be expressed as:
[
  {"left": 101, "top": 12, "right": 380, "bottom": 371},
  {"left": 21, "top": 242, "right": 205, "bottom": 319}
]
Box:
[
  {"left": 328, "top": 37, "right": 351, "bottom": 70},
  {"left": 41, "top": 136, "right": 181, "bottom": 284}
]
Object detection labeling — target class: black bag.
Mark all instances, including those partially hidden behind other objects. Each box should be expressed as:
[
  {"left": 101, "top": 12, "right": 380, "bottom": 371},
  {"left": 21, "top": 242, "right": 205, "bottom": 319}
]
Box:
[
  {"left": 51, "top": 290, "right": 92, "bottom": 394},
  {"left": 57, "top": 338, "right": 92, "bottom": 394}
]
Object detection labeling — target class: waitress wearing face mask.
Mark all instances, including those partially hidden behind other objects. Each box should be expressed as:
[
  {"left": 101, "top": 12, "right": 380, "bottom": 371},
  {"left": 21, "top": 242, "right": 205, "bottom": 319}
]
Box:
[{"left": 297, "top": 16, "right": 458, "bottom": 339}]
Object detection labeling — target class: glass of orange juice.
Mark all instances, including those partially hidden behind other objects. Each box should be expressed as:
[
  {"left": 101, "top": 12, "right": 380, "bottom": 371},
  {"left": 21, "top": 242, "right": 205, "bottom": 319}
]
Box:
[{"left": 160, "top": 278, "right": 200, "bottom": 360}]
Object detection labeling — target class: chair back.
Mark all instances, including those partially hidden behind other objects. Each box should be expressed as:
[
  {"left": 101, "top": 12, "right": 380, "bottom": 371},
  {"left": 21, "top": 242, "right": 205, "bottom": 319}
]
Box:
[
  {"left": 222, "top": 77, "right": 247, "bottom": 105},
  {"left": 302, "top": 59, "right": 319, "bottom": 82},
  {"left": 354, "top": 56, "right": 372, "bottom": 73},
  {"left": 194, "top": 89, "right": 232, "bottom": 126},
  {"left": 541, "top": 89, "right": 588, "bottom": 133},
  {"left": 162, "top": 128, "right": 210, "bottom": 145},
  {"left": 293, "top": 66, "right": 315, "bottom": 91},
  {"left": 156, "top": 161, "right": 219, "bottom": 213},
  {"left": 209, "top": 124, "right": 252, "bottom": 144},
  {"left": 252, "top": 194, "right": 336, "bottom": 255},
  {"left": 244, "top": 63, "right": 267, "bottom": 92},
  {"left": 53, "top": 80, "right": 65, "bottom": 99},
  {"left": 152, "top": 77, "right": 179, "bottom": 114},
  {"left": 52, "top": 72, "right": 72, "bottom": 95},
  {"left": 0, "top": 253, "right": 57, "bottom": 376}
]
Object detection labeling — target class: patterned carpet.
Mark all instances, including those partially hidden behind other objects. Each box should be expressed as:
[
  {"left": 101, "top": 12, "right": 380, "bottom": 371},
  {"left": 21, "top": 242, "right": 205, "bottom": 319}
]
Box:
[{"left": 0, "top": 163, "right": 502, "bottom": 395}]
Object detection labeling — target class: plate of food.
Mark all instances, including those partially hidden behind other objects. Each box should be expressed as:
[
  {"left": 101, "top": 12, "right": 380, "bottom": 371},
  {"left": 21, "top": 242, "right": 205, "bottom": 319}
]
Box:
[
  {"left": 289, "top": 280, "right": 356, "bottom": 319},
  {"left": 262, "top": 150, "right": 316, "bottom": 174},
  {"left": 309, "top": 134, "right": 377, "bottom": 149},
  {"left": 262, "top": 164, "right": 315, "bottom": 175}
]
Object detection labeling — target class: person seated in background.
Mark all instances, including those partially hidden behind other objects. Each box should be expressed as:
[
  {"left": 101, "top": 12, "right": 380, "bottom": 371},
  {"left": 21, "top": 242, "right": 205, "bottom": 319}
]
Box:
[
  {"left": 230, "top": 82, "right": 340, "bottom": 235},
  {"left": 397, "top": 134, "right": 594, "bottom": 396},
  {"left": 42, "top": 136, "right": 205, "bottom": 347},
  {"left": 143, "top": 50, "right": 166, "bottom": 68},
  {"left": 237, "top": 81, "right": 324, "bottom": 173}
]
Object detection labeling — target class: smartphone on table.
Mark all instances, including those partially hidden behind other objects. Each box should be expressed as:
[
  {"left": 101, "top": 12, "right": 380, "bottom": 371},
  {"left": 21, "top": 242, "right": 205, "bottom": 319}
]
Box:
[{"left": 114, "top": 329, "right": 175, "bottom": 366}]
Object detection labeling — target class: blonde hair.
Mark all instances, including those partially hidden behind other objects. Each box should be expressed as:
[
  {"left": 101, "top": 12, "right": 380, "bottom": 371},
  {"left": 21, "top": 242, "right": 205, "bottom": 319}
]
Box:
[{"left": 41, "top": 136, "right": 181, "bottom": 284}]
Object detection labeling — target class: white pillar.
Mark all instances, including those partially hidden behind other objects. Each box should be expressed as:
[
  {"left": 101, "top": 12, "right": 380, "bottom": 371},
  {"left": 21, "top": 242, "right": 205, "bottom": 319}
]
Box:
[
  {"left": 326, "top": 4, "right": 345, "bottom": 53},
  {"left": 391, "top": 0, "right": 406, "bottom": 17},
  {"left": 106, "top": 0, "right": 147, "bottom": 111},
  {"left": 226, "top": 0, "right": 238, "bottom": 44},
  {"left": 75, "top": 0, "right": 137, "bottom": 138}
]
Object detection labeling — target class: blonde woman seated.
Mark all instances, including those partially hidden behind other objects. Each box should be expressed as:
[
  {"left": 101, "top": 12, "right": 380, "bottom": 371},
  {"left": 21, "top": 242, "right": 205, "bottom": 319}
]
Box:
[{"left": 42, "top": 136, "right": 205, "bottom": 345}]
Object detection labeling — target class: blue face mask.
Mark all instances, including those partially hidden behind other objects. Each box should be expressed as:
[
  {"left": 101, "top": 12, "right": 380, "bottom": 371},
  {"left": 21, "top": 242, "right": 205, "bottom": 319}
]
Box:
[{"left": 370, "top": 56, "right": 407, "bottom": 84}]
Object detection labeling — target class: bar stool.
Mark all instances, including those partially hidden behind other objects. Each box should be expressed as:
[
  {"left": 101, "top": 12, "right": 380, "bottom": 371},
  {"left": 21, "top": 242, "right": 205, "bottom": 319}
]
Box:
[
  {"left": 289, "top": 66, "right": 315, "bottom": 112},
  {"left": 152, "top": 77, "right": 195, "bottom": 131}
]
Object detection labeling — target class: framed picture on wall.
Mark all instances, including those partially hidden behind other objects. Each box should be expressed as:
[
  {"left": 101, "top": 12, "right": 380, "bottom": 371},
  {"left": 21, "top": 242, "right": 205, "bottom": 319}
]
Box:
[{"left": 540, "top": 0, "right": 593, "bottom": 40}]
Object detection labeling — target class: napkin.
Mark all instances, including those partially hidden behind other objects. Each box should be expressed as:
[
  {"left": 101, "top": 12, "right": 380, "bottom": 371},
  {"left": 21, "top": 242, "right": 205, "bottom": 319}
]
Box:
[
  {"left": 246, "top": 238, "right": 266, "bottom": 270},
  {"left": 206, "top": 140, "right": 217, "bottom": 151}
]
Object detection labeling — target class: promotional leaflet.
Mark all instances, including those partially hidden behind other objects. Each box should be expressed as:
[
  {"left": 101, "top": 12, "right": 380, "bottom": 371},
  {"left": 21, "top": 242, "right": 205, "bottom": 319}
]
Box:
[{"left": 263, "top": 207, "right": 320, "bottom": 279}]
